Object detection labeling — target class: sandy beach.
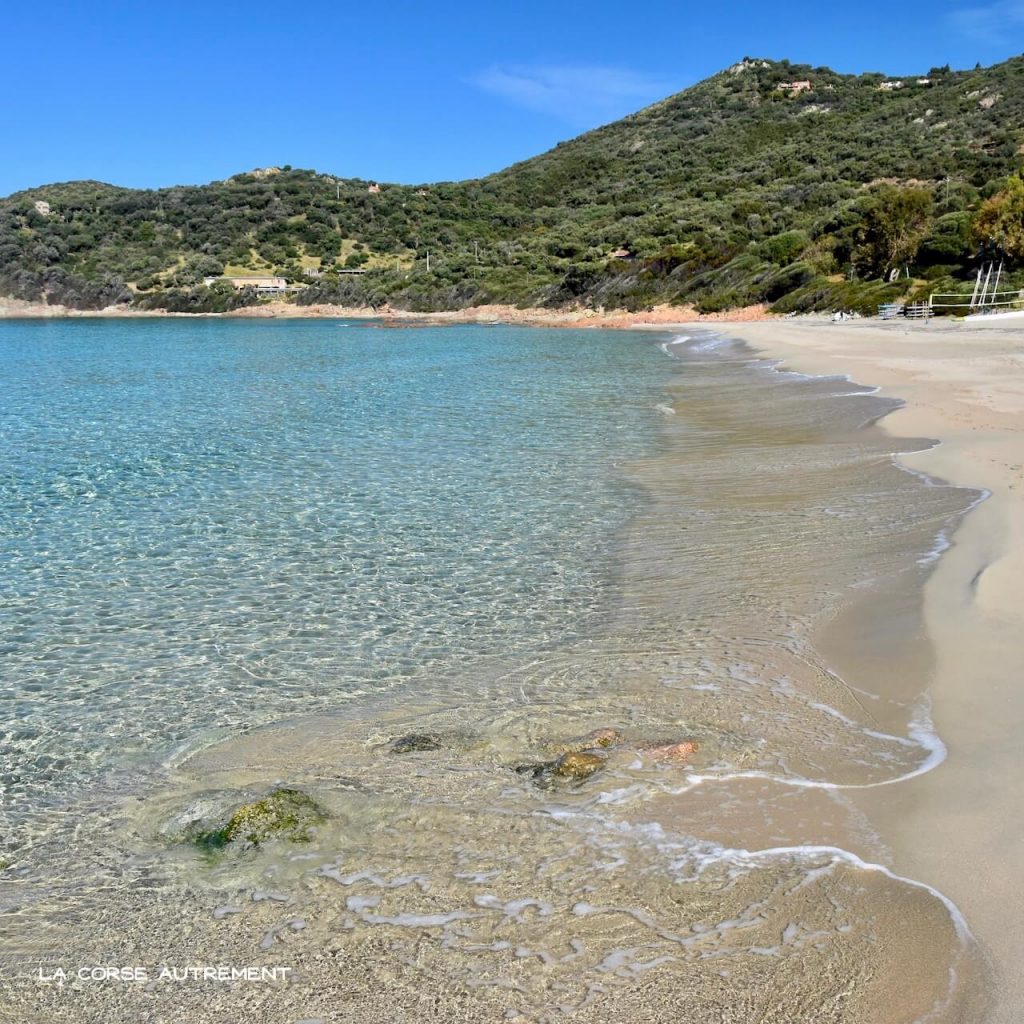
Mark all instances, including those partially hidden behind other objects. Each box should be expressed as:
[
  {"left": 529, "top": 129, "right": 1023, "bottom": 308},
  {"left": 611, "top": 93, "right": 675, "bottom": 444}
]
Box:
[
  {"left": 0, "top": 296, "right": 774, "bottom": 326},
  {"left": 706, "top": 317, "right": 1024, "bottom": 1022}
]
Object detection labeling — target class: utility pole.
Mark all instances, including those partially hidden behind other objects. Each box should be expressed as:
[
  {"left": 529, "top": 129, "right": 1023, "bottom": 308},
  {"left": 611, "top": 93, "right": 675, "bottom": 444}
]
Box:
[{"left": 426, "top": 250, "right": 431, "bottom": 273}]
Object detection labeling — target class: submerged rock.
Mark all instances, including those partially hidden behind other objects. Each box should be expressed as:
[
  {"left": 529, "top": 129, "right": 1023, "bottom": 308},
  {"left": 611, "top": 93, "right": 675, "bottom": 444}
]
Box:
[
  {"left": 191, "top": 788, "right": 328, "bottom": 850},
  {"left": 553, "top": 751, "right": 606, "bottom": 779},
  {"left": 584, "top": 728, "right": 622, "bottom": 748},
  {"left": 515, "top": 750, "right": 607, "bottom": 786},
  {"left": 160, "top": 789, "right": 252, "bottom": 843},
  {"left": 514, "top": 761, "right": 549, "bottom": 781},
  {"left": 390, "top": 733, "right": 445, "bottom": 754},
  {"left": 643, "top": 740, "right": 700, "bottom": 763},
  {"left": 551, "top": 727, "right": 623, "bottom": 755}
]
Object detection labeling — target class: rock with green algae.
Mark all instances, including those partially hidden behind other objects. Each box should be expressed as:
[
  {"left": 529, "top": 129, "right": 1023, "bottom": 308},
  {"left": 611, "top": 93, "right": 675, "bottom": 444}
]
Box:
[{"left": 193, "top": 788, "right": 328, "bottom": 850}]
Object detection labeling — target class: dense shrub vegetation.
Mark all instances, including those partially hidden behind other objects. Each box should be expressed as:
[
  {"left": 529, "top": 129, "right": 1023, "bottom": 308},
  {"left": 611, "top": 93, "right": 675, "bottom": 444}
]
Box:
[{"left": 2, "top": 56, "right": 1023, "bottom": 314}]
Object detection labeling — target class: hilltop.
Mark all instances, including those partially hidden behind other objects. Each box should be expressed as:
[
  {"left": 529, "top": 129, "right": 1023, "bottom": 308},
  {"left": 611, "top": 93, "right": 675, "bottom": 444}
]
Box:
[{"left": 1, "top": 55, "right": 1022, "bottom": 314}]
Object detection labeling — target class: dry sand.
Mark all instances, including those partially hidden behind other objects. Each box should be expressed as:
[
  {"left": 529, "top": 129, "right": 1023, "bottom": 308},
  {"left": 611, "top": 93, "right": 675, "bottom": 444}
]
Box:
[{"left": 686, "top": 317, "right": 1024, "bottom": 1023}]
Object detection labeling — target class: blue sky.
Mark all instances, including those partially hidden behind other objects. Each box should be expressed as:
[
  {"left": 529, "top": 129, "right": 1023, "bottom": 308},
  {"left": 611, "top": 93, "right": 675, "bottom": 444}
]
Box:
[{"left": 1, "top": 0, "right": 1021, "bottom": 196}]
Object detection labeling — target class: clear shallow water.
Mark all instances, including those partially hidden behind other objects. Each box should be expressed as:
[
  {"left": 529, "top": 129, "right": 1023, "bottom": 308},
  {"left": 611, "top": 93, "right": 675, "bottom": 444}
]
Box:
[
  {"left": 0, "top": 320, "right": 674, "bottom": 809},
  {"left": 0, "top": 322, "right": 989, "bottom": 1023}
]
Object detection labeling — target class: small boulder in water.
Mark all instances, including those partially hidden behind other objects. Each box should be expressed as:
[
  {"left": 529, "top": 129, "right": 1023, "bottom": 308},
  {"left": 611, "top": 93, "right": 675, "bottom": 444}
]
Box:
[
  {"left": 160, "top": 789, "right": 252, "bottom": 843},
  {"left": 390, "top": 733, "right": 444, "bottom": 754},
  {"left": 644, "top": 740, "right": 700, "bottom": 763},
  {"left": 552, "top": 727, "right": 623, "bottom": 755},
  {"left": 584, "top": 728, "right": 622, "bottom": 749},
  {"left": 193, "top": 788, "right": 328, "bottom": 850},
  {"left": 553, "top": 751, "right": 607, "bottom": 780},
  {"left": 514, "top": 750, "right": 606, "bottom": 786}
]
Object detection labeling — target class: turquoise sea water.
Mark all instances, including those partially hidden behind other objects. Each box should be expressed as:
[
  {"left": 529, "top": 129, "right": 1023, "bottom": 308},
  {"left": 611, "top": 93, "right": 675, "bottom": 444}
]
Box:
[{"left": 0, "top": 320, "right": 673, "bottom": 811}]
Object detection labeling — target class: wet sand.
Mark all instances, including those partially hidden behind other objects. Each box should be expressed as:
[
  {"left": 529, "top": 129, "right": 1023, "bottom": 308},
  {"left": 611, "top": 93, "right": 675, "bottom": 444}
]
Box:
[{"left": 714, "top": 317, "right": 1024, "bottom": 1023}]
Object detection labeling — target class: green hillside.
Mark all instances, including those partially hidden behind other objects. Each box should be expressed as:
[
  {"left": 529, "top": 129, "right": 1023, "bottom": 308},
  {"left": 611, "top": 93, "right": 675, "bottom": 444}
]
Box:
[{"left": 2, "top": 55, "right": 1023, "bottom": 314}]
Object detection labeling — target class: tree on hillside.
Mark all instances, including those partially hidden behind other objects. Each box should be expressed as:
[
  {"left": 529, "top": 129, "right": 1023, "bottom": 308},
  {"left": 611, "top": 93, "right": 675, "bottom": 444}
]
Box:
[
  {"left": 854, "top": 186, "right": 935, "bottom": 277},
  {"left": 973, "top": 171, "right": 1024, "bottom": 263}
]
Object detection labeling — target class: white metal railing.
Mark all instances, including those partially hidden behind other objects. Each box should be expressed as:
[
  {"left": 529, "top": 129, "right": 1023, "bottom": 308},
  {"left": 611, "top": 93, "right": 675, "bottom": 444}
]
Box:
[
  {"left": 930, "top": 260, "right": 1023, "bottom": 313},
  {"left": 929, "top": 289, "right": 1024, "bottom": 311}
]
